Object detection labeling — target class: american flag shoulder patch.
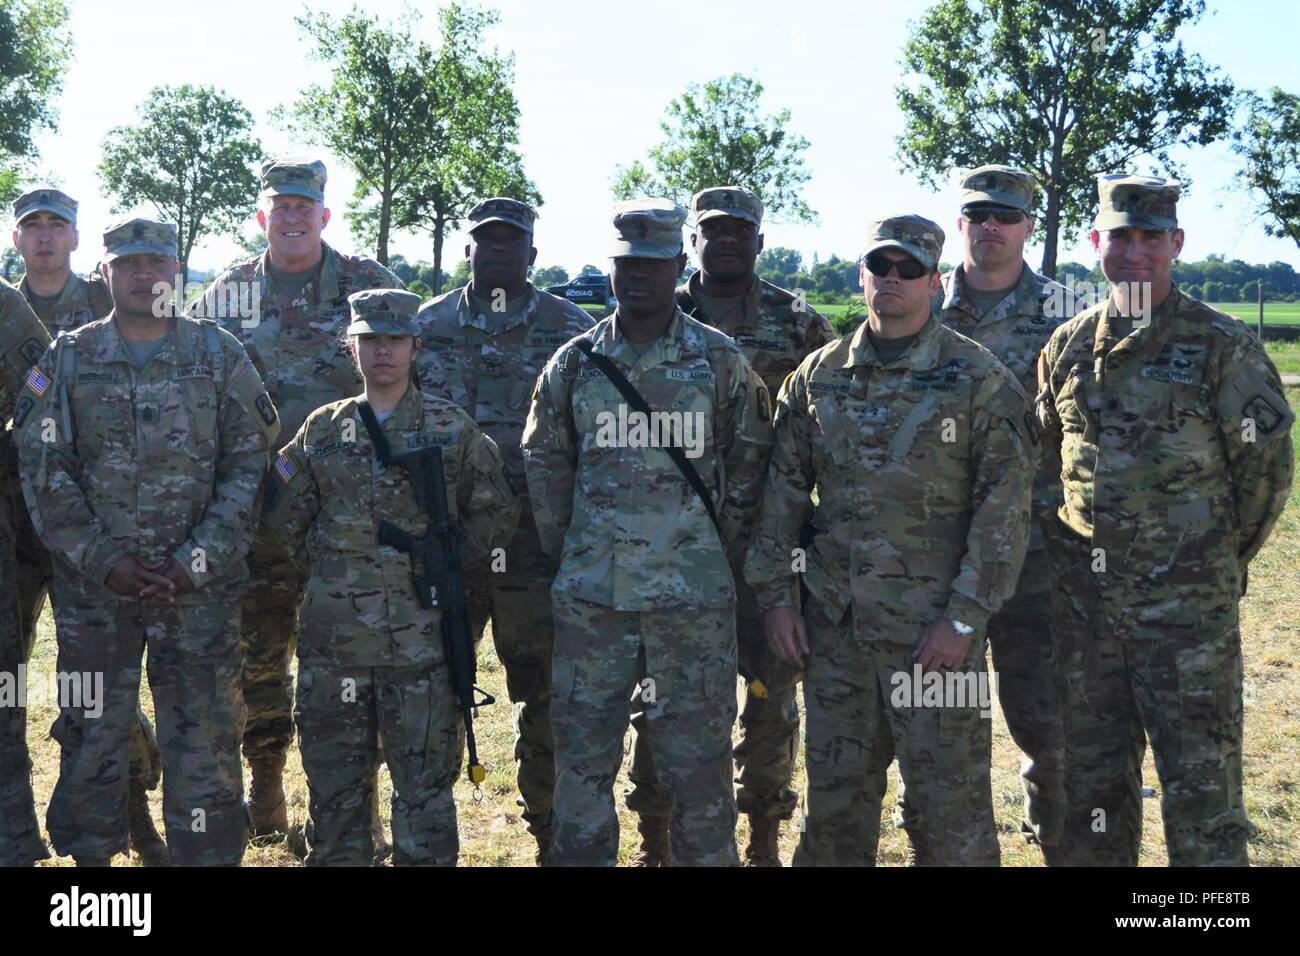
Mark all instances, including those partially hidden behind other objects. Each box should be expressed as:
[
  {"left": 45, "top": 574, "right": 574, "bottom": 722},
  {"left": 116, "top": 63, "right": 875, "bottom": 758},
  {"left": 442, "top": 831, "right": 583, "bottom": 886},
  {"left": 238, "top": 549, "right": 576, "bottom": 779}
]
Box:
[
  {"left": 25, "top": 367, "right": 51, "bottom": 398},
  {"left": 274, "top": 453, "right": 298, "bottom": 485}
]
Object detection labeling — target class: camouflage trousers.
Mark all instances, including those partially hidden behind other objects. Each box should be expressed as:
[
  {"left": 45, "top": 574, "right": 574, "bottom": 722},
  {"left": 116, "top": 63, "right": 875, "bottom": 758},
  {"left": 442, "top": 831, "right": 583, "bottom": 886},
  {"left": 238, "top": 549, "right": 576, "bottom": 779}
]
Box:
[
  {"left": 238, "top": 526, "right": 301, "bottom": 761},
  {"left": 796, "top": 600, "right": 998, "bottom": 867},
  {"left": 295, "top": 660, "right": 461, "bottom": 867},
  {"left": 1051, "top": 536, "right": 1248, "bottom": 866},
  {"left": 894, "top": 555, "right": 1065, "bottom": 855},
  {"left": 627, "top": 575, "right": 800, "bottom": 821},
  {"left": 1, "top": 459, "right": 160, "bottom": 865},
  {"left": 467, "top": 519, "right": 556, "bottom": 838},
  {"left": 46, "top": 597, "right": 247, "bottom": 865},
  {"left": 550, "top": 592, "right": 740, "bottom": 866}
]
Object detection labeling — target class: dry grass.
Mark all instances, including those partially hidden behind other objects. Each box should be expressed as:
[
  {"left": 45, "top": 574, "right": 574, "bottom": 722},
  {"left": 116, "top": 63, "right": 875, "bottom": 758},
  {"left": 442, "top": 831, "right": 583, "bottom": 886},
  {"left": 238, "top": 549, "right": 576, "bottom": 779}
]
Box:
[{"left": 26, "top": 387, "right": 1300, "bottom": 866}]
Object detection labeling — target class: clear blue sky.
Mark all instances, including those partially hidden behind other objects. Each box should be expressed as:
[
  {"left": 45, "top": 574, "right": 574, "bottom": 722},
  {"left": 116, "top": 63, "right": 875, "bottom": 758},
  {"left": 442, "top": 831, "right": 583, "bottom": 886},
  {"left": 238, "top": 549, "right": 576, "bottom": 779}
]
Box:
[{"left": 20, "top": 0, "right": 1300, "bottom": 278}]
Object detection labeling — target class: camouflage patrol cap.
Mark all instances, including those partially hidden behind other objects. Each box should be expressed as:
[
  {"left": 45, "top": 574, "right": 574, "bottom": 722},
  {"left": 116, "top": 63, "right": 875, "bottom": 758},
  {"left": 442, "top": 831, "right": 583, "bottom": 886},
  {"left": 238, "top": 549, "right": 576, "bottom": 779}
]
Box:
[
  {"left": 260, "top": 158, "right": 327, "bottom": 202},
  {"left": 960, "top": 164, "right": 1036, "bottom": 213},
  {"left": 467, "top": 197, "right": 536, "bottom": 235},
  {"left": 609, "top": 198, "right": 686, "bottom": 259},
  {"left": 346, "top": 288, "right": 422, "bottom": 336},
  {"left": 13, "top": 187, "right": 78, "bottom": 225},
  {"left": 102, "top": 218, "right": 178, "bottom": 261},
  {"left": 691, "top": 186, "right": 763, "bottom": 227},
  {"left": 863, "top": 214, "right": 945, "bottom": 272},
  {"left": 1095, "top": 174, "right": 1180, "bottom": 232}
]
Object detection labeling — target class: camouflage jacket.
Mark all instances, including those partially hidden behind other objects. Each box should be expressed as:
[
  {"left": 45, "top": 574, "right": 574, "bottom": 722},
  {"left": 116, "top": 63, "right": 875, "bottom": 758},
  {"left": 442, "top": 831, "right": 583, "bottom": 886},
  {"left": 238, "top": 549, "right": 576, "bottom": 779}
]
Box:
[
  {"left": 19, "top": 271, "right": 113, "bottom": 337},
  {"left": 935, "top": 262, "right": 1078, "bottom": 550},
  {"left": 1, "top": 278, "right": 52, "bottom": 420},
  {"left": 15, "top": 313, "right": 279, "bottom": 604},
  {"left": 189, "top": 242, "right": 403, "bottom": 441},
  {"left": 676, "top": 273, "right": 837, "bottom": 401},
  {"left": 263, "top": 384, "right": 518, "bottom": 668},
  {"left": 415, "top": 282, "right": 593, "bottom": 500},
  {"left": 522, "top": 309, "right": 774, "bottom": 611},
  {"left": 1036, "top": 286, "right": 1294, "bottom": 637},
  {"left": 745, "top": 315, "right": 1034, "bottom": 641}
]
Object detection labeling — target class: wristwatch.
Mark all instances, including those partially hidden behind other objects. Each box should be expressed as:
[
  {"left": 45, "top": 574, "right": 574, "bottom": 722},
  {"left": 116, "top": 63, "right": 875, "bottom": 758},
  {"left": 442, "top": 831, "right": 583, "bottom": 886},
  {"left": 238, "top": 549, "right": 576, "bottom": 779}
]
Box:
[{"left": 950, "top": 620, "right": 975, "bottom": 636}]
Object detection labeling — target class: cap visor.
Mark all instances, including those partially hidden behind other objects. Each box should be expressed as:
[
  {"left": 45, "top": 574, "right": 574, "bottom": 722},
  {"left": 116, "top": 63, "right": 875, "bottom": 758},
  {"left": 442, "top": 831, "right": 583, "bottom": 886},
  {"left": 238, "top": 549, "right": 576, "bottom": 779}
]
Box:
[
  {"left": 863, "top": 239, "right": 935, "bottom": 271},
  {"left": 693, "top": 208, "right": 761, "bottom": 227},
  {"left": 961, "top": 190, "right": 1029, "bottom": 211},
  {"left": 1094, "top": 212, "right": 1176, "bottom": 232},
  {"left": 469, "top": 215, "right": 532, "bottom": 234},
  {"left": 103, "top": 243, "right": 176, "bottom": 261},
  {"left": 16, "top": 204, "right": 75, "bottom": 224},
  {"left": 609, "top": 239, "right": 682, "bottom": 259},
  {"left": 346, "top": 319, "right": 417, "bottom": 336},
  {"left": 262, "top": 185, "right": 324, "bottom": 202}
]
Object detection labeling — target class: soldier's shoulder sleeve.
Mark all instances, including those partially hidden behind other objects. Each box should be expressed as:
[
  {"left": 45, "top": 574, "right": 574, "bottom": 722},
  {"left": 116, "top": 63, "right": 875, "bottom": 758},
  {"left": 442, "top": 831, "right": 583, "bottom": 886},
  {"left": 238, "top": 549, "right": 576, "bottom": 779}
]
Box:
[
  {"left": 0, "top": 283, "right": 52, "bottom": 398},
  {"left": 1214, "top": 321, "right": 1294, "bottom": 443},
  {"left": 219, "top": 329, "right": 279, "bottom": 442},
  {"left": 353, "top": 256, "right": 404, "bottom": 291},
  {"left": 975, "top": 350, "right": 1034, "bottom": 465}
]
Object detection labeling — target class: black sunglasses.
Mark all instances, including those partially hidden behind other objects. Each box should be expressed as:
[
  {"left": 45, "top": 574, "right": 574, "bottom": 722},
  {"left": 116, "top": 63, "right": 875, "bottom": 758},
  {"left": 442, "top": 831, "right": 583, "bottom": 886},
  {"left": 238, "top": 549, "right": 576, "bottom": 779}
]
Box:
[
  {"left": 963, "top": 207, "right": 1026, "bottom": 225},
  {"left": 863, "top": 252, "right": 929, "bottom": 280}
]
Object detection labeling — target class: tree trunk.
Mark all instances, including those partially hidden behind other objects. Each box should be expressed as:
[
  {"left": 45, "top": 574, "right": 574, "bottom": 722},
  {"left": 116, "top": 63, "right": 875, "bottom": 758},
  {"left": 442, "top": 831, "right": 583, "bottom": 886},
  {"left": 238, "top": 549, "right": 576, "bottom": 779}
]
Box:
[
  {"left": 1040, "top": 131, "right": 1066, "bottom": 279},
  {"left": 377, "top": 191, "right": 392, "bottom": 266},
  {"left": 431, "top": 211, "right": 447, "bottom": 295}
]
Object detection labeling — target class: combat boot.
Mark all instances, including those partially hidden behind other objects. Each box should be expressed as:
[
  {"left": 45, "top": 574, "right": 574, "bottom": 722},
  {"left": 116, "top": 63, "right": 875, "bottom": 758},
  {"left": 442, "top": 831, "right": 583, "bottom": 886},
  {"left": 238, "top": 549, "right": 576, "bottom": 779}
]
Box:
[
  {"left": 744, "top": 815, "right": 782, "bottom": 867},
  {"left": 533, "top": 827, "right": 553, "bottom": 867},
  {"left": 127, "top": 778, "right": 170, "bottom": 867},
  {"left": 628, "top": 814, "right": 671, "bottom": 867},
  {"left": 247, "top": 755, "right": 288, "bottom": 836}
]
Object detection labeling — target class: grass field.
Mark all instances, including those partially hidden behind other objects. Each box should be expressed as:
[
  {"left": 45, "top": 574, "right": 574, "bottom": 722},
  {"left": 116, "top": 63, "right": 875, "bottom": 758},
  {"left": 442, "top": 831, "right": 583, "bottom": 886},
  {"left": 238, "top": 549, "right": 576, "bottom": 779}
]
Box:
[{"left": 22, "top": 387, "right": 1300, "bottom": 867}]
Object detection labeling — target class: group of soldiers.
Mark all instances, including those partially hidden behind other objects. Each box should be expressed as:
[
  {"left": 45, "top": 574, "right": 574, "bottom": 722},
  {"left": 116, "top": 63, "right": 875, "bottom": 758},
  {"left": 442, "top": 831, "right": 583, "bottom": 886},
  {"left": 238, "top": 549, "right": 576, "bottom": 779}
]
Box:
[{"left": 0, "top": 154, "right": 1293, "bottom": 867}]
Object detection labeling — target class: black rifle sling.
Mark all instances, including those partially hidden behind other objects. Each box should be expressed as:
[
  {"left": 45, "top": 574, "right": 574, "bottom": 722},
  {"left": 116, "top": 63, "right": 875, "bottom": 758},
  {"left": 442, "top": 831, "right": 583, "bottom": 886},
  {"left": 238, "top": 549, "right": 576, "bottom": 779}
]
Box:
[
  {"left": 573, "top": 338, "right": 722, "bottom": 540},
  {"left": 355, "top": 398, "right": 393, "bottom": 463}
]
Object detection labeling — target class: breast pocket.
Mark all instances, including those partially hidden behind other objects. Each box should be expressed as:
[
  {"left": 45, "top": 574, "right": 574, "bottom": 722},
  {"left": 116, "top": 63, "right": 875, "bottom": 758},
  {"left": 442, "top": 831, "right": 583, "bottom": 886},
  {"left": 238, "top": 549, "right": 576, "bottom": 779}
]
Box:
[{"left": 810, "top": 395, "right": 856, "bottom": 470}]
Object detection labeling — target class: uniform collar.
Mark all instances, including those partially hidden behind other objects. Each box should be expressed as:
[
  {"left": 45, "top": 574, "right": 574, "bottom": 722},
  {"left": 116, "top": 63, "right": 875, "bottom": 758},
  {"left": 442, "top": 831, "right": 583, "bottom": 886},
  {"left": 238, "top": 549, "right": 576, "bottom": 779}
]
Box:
[
  {"left": 678, "top": 272, "right": 761, "bottom": 327},
  {"left": 939, "top": 262, "right": 1039, "bottom": 322},
  {"left": 255, "top": 242, "right": 343, "bottom": 304},
  {"left": 595, "top": 307, "right": 693, "bottom": 370},
  {"left": 95, "top": 312, "right": 189, "bottom": 366},
  {"left": 20, "top": 272, "right": 84, "bottom": 309},
  {"left": 1093, "top": 282, "right": 1183, "bottom": 363},
  {"left": 846, "top": 313, "right": 944, "bottom": 371},
  {"left": 456, "top": 282, "right": 538, "bottom": 335}
]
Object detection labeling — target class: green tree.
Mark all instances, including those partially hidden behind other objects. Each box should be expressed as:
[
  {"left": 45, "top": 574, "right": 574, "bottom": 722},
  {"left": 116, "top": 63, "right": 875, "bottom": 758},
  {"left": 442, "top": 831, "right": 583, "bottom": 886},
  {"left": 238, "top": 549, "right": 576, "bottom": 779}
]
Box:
[
  {"left": 756, "top": 246, "right": 804, "bottom": 284},
  {"left": 533, "top": 265, "right": 569, "bottom": 287},
  {"left": 1233, "top": 87, "right": 1300, "bottom": 249},
  {"left": 387, "top": 4, "right": 539, "bottom": 295},
  {"left": 895, "top": 0, "right": 1234, "bottom": 278},
  {"left": 578, "top": 264, "right": 602, "bottom": 276},
  {"left": 0, "top": 0, "right": 71, "bottom": 169},
  {"left": 282, "top": 6, "right": 442, "bottom": 265},
  {"left": 612, "top": 74, "right": 815, "bottom": 223},
  {"left": 99, "top": 84, "right": 262, "bottom": 288}
]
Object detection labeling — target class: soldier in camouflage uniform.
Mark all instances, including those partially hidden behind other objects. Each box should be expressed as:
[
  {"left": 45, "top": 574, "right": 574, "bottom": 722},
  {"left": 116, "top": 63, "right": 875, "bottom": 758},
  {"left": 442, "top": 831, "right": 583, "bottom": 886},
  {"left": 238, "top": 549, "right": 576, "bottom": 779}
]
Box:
[
  {"left": 191, "top": 159, "right": 402, "bottom": 839},
  {"left": 415, "top": 198, "right": 592, "bottom": 863},
  {"left": 523, "top": 200, "right": 773, "bottom": 866},
  {"left": 15, "top": 218, "right": 279, "bottom": 866},
  {"left": 0, "top": 277, "right": 51, "bottom": 866},
  {"left": 627, "top": 186, "right": 836, "bottom": 866},
  {"left": 264, "top": 290, "right": 517, "bottom": 866},
  {"left": 1037, "top": 176, "right": 1295, "bottom": 866},
  {"left": 746, "top": 215, "right": 1034, "bottom": 866},
  {"left": 9, "top": 187, "right": 167, "bottom": 866},
  {"left": 915, "top": 165, "right": 1078, "bottom": 863}
]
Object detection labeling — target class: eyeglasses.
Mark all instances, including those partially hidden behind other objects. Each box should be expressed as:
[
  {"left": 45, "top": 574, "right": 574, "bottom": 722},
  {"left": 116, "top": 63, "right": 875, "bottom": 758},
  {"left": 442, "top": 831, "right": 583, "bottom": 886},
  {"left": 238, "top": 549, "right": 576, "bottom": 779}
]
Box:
[
  {"left": 963, "top": 208, "right": 1026, "bottom": 225},
  {"left": 863, "top": 252, "right": 929, "bottom": 280}
]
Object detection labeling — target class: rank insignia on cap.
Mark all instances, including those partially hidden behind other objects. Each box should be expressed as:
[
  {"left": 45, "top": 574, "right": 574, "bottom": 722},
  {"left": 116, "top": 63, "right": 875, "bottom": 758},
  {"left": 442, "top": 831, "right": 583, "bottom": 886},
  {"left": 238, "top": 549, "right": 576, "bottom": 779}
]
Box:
[
  {"left": 274, "top": 453, "right": 298, "bottom": 484},
  {"left": 25, "top": 367, "right": 51, "bottom": 398}
]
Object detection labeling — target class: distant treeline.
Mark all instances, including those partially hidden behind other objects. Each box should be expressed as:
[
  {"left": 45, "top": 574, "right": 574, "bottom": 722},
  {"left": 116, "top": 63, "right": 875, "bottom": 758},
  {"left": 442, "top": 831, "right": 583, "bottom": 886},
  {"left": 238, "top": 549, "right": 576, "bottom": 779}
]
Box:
[{"left": 753, "top": 248, "right": 1300, "bottom": 305}]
